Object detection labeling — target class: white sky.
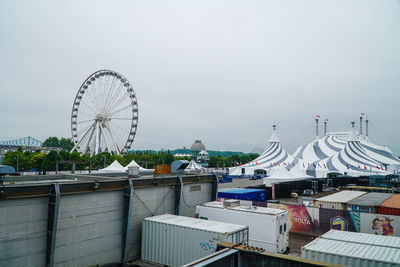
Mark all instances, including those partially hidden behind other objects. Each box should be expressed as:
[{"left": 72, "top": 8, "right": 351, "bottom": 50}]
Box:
[{"left": 1, "top": 0, "right": 400, "bottom": 154}]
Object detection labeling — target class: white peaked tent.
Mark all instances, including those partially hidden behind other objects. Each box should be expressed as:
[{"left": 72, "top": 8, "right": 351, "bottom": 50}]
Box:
[
  {"left": 229, "top": 126, "right": 294, "bottom": 176},
  {"left": 263, "top": 166, "right": 308, "bottom": 186},
  {"left": 99, "top": 160, "right": 125, "bottom": 173},
  {"left": 288, "top": 162, "right": 312, "bottom": 178},
  {"left": 123, "top": 159, "right": 155, "bottom": 173},
  {"left": 185, "top": 160, "right": 203, "bottom": 173}
]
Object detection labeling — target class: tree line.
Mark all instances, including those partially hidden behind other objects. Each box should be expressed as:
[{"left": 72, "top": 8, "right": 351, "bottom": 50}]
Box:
[{"left": 2, "top": 136, "right": 259, "bottom": 172}]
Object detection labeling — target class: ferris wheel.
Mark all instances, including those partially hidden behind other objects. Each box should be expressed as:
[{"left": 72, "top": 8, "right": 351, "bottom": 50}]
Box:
[{"left": 70, "top": 70, "right": 138, "bottom": 155}]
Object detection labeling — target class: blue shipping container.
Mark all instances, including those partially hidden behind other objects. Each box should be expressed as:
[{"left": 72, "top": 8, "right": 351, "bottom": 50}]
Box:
[{"left": 218, "top": 188, "right": 266, "bottom": 202}]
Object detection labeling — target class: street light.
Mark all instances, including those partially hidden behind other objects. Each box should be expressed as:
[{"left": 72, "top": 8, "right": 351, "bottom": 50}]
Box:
[
  {"left": 14, "top": 155, "right": 19, "bottom": 173},
  {"left": 102, "top": 157, "right": 106, "bottom": 168}
]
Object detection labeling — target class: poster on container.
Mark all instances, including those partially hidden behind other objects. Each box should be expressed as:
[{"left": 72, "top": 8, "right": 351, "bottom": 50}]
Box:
[
  {"left": 360, "top": 213, "right": 400, "bottom": 236},
  {"left": 268, "top": 204, "right": 319, "bottom": 234},
  {"left": 319, "top": 209, "right": 360, "bottom": 234}
]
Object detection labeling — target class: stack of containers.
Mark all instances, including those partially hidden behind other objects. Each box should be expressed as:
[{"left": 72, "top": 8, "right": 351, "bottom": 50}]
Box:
[
  {"left": 346, "top": 192, "right": 393, "bottom": 213},
  {"left": 218, "top": 188, "right": 266, "bottom": 202},
  {"left": 378, "top": 194, "right": 400, "bottom": 216},
  {"left": 141, "top": 214, "right": 249, "bottom": 267},
  {"left": 313, "top": 190, "right": 366, "bottom": 210},
  {"left": 302, "top": 230, "right": 400, "bottom": 266}
]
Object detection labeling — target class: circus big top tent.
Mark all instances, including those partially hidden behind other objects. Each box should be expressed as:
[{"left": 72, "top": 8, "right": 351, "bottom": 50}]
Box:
[
  {"left": 229, "top": 125, "right": 297, "bottom": 176},
  {"left": 293, "top": 117, "right": 400, "bottom": 178},
  {"left": 229, "top": 116, "right": 400, "bottom": 179}
]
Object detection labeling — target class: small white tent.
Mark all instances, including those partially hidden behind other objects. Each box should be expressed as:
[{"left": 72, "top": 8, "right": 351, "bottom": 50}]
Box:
[
  {"left": 263, "top": 166, "right": 307, "bottom": 186},
  {"left": 99, "top": 160, "right": 125, "bottom": 173},
  {"left": 185, "top": 160, "right": 203, "bottom": 173},
  {"left": 123, "top": 159, "right": 155, "bottom": 173}
]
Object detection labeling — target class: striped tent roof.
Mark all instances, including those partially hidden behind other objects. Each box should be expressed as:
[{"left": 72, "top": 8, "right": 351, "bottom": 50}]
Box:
[
  {"left": 306, "top": 132, "right": 392, "bottom": 177},
  {"left": 229, "top": 129, "right": 294, "bottom": 176}
]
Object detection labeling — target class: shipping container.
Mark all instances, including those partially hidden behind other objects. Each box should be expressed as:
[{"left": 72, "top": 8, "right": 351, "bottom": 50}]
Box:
[
  {"left": 195, "top": 200, "right": 289, "bottom": 253},
  {"left": 141, "top": 214, "right": 249, "bottom": 267},
  {"left": 322, "top": 229, "right": 400, "bottom": 248},
  {"left": 313, "top": 190, "right": 366, "bottom": 210},
  {"left": 346, "top": 192, "right": 393, "bottom": 213},
  {"left": 301, "top": 237, "right": 400, "bottom": 266},
  {"left": 378, "top": 194, "right": 400, "bottom": 216},
  {"left": 218, "top": 188, "right": 266, "bottom": 202},
  {"left": 154, "top": 164, "right": 171, "bottom": 175}
]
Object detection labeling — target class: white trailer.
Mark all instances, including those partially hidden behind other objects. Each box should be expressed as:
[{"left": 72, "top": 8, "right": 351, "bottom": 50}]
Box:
[{"left": 195, "top": 200, "right": 290, "bottom": 253}]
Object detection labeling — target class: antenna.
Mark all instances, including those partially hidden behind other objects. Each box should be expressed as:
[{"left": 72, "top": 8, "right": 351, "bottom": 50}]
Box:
[{"left": 315, "top": 115, "right": 320, "bottom": 138}]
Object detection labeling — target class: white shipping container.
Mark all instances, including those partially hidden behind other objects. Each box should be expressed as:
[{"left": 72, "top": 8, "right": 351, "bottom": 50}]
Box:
[
  {"left": 301, "top": 237, "right": 400, "bottom": 266},
  {"left": 141, "top": 214, "right": 249, "bottom": 267},
  {"left": 322, "top": 229, "right": 400, "bottom": 249},
  {"left": 313, "top": 190, "right": 366, "bottom": 210},
  {"left": 195, "top": 201, "right": 290, "bottom": 253}
]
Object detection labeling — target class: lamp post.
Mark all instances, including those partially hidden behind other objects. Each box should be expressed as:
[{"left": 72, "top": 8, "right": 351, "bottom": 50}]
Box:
[{"left": 14, "top": 155, "right": 19, "bottom": 173}]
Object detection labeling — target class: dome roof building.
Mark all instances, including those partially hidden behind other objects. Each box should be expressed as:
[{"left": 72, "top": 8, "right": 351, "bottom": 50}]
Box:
[{"left": 191, "top": 140, "right": 205, "bottom": 153}]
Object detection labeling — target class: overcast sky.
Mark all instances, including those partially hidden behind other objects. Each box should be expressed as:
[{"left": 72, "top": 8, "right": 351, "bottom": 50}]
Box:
[{"left": 1, "top": 0, "right": 400, "bottom": 154}]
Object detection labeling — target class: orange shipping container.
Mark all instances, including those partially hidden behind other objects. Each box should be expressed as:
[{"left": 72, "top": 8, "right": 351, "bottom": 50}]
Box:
[
  {"left": 377, "top": 194, "right": 400, "bottom": 216},
  {"left": 154, "top": 165, "right": 171, "bottom": 175}
]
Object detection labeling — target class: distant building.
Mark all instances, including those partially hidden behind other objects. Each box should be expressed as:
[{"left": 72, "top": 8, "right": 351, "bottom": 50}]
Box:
[{"left": 190, "top": 140, "right": 209, "bottom": 167}]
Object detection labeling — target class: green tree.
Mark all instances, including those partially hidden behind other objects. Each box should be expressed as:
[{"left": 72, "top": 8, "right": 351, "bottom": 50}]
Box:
[
  {"left": 29, "top": 152, "right": 46, "bottom": 171},
  {"left": 3, "top": 151, "right": 29, "bottom": 172},
  {"left": 42, "top": 137, "right": 59, "bottom": 147},
  {"left": 59, "top": 138, "right": 74, "bottom": 151},
  {"left": 42, "top": 151, "right": 62, "bottom": 171}
]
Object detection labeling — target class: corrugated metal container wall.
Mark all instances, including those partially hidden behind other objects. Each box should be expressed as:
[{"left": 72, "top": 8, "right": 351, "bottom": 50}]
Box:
[
  {"left": 377, "top": 206, "right": 400, "bottom": 216},
  {"left": 322, "top": 229, "right": 400, "bottom": 249},
  {"left": 378, "top": 194, "right": 400, "bottom": 216},
  {"left": 313, "top": 191, "right": 366, "bottom": 210},
  {"left": 302, "top": 238, "right": 400, "bottom": 266},
  {"left": 141, "top": 214, "right": 248, "bottom": 267},
  {"left": 346, "top": 192, "right": 393, "bottom": 213}
]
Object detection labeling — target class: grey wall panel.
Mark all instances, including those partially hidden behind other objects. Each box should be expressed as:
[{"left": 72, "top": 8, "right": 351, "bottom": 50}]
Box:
[
  {"left": 0, "top": 197, "right": 47, "bottom": 267},
  {"left": 127, "top": 186, "right": 176, "bottom": 260},
  {"left": 181, "top": 183, "right": 212, "bottom": 216},
  {"left": 54, "top": 191, "right": 124, "bottom": 267}
]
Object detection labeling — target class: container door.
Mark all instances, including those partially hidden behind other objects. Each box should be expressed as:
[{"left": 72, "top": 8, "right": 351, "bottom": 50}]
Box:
[{"left": 278, "top": 216, "right": 284, "bottom": 253}]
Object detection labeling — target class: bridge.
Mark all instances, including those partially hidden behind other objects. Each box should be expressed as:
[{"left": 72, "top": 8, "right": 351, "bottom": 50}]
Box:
[
  {"left": 0, "top": 136, "right": 60, "bottom": 153},
  {"left": 0, "top": 136, "right": 43, "bottom": 147}
]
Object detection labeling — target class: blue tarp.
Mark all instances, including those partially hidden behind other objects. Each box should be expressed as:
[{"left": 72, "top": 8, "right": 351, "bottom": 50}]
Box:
[
  {"left": 218, "top": 188, "right": 266, "bottom": 201},
  {"left": 0, "top": 165, "right": 15, "bottom": 174}
]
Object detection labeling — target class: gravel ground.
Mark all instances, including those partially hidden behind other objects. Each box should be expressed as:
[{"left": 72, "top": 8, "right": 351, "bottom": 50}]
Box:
[{"left": 288, "top": 232, "right": 316, "bottom": 257}]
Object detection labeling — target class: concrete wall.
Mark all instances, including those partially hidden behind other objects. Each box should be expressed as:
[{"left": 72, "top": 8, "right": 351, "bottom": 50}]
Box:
[{"left": 0, "top": 175, "right": 217, "bottom": 266}]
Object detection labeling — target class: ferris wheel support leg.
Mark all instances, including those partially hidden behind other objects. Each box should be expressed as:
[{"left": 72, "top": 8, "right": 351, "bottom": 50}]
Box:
[
  {"left": 84, "top": 123, "right": 97, "bottom": 154},
  {"left": 105, "top": 123, "right": 120, "bottom": 156},
  {"left": 70, "top": 121, "right": 97, "bottom": 153},
  {"left": 95, "top": 121, "right": 100, "bottom": 155},
  {"left": 101, "top": 126, "right": 112, "bottom": 153}
]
